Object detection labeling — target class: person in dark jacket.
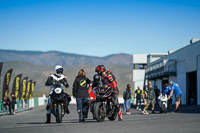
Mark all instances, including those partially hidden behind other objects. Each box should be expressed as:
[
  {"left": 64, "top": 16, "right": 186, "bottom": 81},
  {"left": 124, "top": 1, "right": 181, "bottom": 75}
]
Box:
[
  {"left": 3, "top": 96, "right": 11, "bottom": 114},
  {"left": 11, "top": 93, "right": 17, "bottom": 115},
  {"left": 154, "top": 86, "right": 160, "bottom": 105},
  {"left": 123, "top": 84, "right": 132, "bottom": 114},
  {"left": 72, "top": 69, "right": 90, "bottom": 122},
  {"left": 135, "top": 86, "right": 142, "bottom": 110},
  {"left": 45, "top": 65, "right": 71, "bottom": 123}
]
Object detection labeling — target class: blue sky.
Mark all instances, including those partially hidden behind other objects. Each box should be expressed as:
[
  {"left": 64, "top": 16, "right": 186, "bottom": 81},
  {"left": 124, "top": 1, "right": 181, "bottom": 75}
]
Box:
[{"left": 0, "top": 0, "right": 200, "bottom": 57}]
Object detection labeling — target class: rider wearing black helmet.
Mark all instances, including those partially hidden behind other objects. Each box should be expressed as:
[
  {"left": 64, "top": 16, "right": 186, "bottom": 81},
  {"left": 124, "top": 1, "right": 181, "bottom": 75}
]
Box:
[{"left": 95, "top": 65, "right": 122, "bottom": 121}]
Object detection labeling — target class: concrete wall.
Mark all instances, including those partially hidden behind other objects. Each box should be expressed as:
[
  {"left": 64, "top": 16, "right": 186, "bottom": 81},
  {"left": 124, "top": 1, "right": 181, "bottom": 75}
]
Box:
[
  {"left": 133, "top": 54, "right": 147, "bottom": 64},
  {"left": 133, "top": 70, "right": 145, "bottom": 90}
]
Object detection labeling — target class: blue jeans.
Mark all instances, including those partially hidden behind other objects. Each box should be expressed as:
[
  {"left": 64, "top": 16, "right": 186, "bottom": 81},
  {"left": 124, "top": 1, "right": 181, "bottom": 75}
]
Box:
[
  {"left": 123, "top": 99, "right": 131, "bottom": 112},
  {"left": 76, "top": 98, "right": 89, "bottom": 117}
]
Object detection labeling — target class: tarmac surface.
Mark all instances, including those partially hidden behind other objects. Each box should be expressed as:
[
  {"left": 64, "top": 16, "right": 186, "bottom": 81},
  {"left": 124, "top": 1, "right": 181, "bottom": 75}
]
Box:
[{"left": 0, "top": 104, "right": 200, "bottom": 133}]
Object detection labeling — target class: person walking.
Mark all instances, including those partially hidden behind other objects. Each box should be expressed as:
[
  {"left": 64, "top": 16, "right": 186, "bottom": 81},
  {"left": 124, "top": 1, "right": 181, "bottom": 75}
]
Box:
[
  {"left": 168, "top": 80, "right": 182, "bottom": 112},
  {"left": 135, "top": 86, "right": 142, "bottom": 110},
  {"left": 123, "top": 84, "right": 132, "bottom": 114},
  {"left": 72, "top": 69, "right": 90, "bottom": 122}
]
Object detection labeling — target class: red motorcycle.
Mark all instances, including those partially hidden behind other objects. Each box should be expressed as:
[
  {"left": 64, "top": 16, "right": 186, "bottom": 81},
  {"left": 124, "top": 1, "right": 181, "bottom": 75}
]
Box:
[{"left": 92, "top": 83, "right": 118, "bottom": 122}]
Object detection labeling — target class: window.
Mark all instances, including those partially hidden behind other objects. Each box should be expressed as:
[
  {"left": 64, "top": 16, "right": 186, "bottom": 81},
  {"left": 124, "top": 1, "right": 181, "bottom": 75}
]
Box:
[{"left": 133, "top": 64, "right": 147, "bottom": 69}]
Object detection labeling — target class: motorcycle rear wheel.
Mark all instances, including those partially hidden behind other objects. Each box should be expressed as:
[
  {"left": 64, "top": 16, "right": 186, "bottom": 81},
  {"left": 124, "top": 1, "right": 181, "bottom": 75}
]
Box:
[{"left": 108, "top": 111, "right": 117, "bottom": 121}]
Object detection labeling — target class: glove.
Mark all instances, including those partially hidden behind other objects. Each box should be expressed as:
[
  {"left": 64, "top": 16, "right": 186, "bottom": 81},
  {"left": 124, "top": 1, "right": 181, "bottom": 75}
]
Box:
[{"left": 113, "top": 87, "right": 119, "bottom": 95}]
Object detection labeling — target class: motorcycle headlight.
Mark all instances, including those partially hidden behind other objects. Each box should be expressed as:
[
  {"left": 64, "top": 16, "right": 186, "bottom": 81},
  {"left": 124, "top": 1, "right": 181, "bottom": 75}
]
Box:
[{"left": 55, "top": 88, "right": 62, "bottom": 94}]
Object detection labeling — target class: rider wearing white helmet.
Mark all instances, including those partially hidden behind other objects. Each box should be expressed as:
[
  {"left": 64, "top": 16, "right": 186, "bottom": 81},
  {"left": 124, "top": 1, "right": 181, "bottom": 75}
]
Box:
[{"left": 45, "top": 65, "right": 71, "bottom": 123}]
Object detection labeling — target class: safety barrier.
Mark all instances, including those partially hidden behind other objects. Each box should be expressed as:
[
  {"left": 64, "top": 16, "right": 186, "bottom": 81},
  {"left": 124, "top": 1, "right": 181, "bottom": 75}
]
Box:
[
  {"left": 0, "top": 96, "right": 142, "bottom": 115},
  {"left": 0, "top": 96, "right": 46, "bottom": 115}
]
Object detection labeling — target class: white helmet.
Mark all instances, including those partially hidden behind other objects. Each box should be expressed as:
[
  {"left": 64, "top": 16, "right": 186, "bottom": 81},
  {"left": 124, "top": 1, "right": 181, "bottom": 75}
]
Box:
[{"left": 55, "top": 65, "right": 64, "bottom": 74}]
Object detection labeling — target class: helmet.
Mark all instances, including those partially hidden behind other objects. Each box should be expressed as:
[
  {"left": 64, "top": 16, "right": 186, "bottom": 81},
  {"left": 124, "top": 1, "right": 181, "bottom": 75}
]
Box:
[
  {"left": 55, "top": 65, "right": 64, "bottom": 74},
  {"left": 93, "top": 74, "right": 101, "bottom": 84},
  {"left": 95, "top": 65, "right": 101, "bottom": 73},
  {"left": 95, "top": 65, "right": 106, "bottom": 75}
]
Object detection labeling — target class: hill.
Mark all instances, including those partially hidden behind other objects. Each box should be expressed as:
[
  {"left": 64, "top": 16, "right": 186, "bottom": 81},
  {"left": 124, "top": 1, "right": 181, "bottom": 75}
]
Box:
[
  {"left": 0, "top": 61, "right": 133, "bottom": 97},
  {"left": 0, "top": 50, "right": 132, "bottom": 66}
]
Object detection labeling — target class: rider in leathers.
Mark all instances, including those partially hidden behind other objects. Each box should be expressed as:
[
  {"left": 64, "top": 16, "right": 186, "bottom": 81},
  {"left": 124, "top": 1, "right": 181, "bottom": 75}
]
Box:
[
  {"left": 45, "top": 65, "right": 71, "bottom": 123},
  {"left": 95, "top": 65, "right": 123, "bottom": 121}
]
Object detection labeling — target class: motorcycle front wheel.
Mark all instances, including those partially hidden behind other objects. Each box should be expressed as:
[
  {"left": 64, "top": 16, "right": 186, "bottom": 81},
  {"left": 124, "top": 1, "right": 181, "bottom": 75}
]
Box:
[
  {"left": 56, "top": 104, "right": 62, "bottom": 123},
  {"left": 94, "top": 102, "right": 106, "bottom": 122}
]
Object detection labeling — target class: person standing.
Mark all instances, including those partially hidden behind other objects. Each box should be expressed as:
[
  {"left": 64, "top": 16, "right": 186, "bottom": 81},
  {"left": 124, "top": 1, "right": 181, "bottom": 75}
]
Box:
[
  {"left": 11, "top": 93, "right": 17, "bottom": 115},
  {"left": 162, "top": 83, "right": 172, "bottom": 112},
  {"left": 123, "top": 84, "right": 132, "bottom": 114},
  {"left": 135, "top": 86, "right": 142, "bottom": 110},
  {"left": 154, "top": 86, "right": 160, "bottom": 105},
  {"left": 168, "top": 80, "right": 182, "bottom": 112},
  {"left": 3, "top": 96, "right": 11, "bottom": 114},
  {"left": 72, "top": 69, "right": 90, "bottom": 122},
  {"left": 142, "top": 81, "right": 156, "bottom": 114}
]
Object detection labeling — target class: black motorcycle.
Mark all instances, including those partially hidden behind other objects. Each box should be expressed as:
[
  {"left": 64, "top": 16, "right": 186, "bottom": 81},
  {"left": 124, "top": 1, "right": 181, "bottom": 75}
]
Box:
[
  {"left": 49, "top": 83, "right": 67, "bottom": 123},
  {"left": 92, "top": 83, "right": 118, "bottom": 122}
]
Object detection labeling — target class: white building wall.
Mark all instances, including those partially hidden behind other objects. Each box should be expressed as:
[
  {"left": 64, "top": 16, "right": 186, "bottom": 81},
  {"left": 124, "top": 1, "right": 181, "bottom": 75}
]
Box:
[
  {"left": 133, "top": 70, "right": 145, "bottom": 81},
  {"left": 133, "top": 54, "right": 147, "bottom": 91},
  {"left": 197, "top": 55, "right": 200, "bottom": 105},
  {"left": 133, "top": 54, "right": 147, "bottom": 64},
  {"left": 133, "top": 70, "right": 145, "bottom": 90},
  {"left": 134, "top": 81, "right": 144, "bottom": 91}
]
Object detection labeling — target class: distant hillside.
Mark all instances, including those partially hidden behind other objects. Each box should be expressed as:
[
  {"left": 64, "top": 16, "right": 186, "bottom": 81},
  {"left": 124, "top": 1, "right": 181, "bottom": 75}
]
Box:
[
  {"left": 0, "top": 61, "right": 133, "bottom": 97},
  {"left": 0, "top": 50, "right": 132, "bottom": 66}
]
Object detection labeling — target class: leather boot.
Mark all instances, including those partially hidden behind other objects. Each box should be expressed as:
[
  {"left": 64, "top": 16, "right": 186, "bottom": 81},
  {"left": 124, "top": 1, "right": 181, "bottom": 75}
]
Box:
[
  {"left": 46, "top": 114, "right": 51, "bottom": 123},
  {"left": 65, "top": 101, "right": 70, "bottom": 114}
]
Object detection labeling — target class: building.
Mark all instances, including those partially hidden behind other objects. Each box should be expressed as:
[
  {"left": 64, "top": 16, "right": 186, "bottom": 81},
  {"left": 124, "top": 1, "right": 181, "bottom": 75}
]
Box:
[
  {"left": 133, "top": 54, "right": 147, "bottom": 90},
  {"left": 133, "top": 53, "right": 167, "bottom": 90},
  {"left": 145, "top": 38, "right": 200, "bottom": 105}
]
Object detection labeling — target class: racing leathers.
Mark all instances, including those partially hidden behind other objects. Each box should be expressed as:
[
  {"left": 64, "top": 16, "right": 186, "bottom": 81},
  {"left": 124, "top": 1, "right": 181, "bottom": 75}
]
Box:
[
  {"left": 101, "top": 71, "right": 122, "bottom": 120},
  {"left": 45, "top": 73, "right": 71, "bottom": 122}
]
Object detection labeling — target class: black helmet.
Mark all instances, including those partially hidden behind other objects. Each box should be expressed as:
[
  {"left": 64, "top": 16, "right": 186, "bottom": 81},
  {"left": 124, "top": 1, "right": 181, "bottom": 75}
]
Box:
[{"left": 93, "top": 74, "right": 101, "bottom": 83}]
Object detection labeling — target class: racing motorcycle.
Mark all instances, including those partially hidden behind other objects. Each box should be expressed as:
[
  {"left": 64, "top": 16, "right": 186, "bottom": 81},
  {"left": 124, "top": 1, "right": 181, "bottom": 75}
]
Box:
[
  {"left": 158, "top": 93, "right": 168, "bottom": 113},
  {"left": 92, "top": 83, "right": 118, "bottom": 122},
  {"left": 49, "top": 82, "right": 67, "bottom": 123}
]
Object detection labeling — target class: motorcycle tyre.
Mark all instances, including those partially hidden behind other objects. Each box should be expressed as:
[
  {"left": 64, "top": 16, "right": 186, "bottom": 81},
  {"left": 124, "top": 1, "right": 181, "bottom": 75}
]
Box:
[
  {"left": 108, "top": 111, "right": 117, "bottom": 121},
  {"left": 56, "top": 104, "right": 62, "bottom": 123},
  {"left": 94, "top": 102, "right": 105, "bottom": 122}
]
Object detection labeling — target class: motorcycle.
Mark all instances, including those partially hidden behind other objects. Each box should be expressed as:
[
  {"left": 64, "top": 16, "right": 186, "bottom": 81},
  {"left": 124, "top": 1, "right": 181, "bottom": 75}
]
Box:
[
  {"left": 158, "top": 93, "right": 168, "bottom": 113},
  {"left": 49, "top": 82, "right": 67, "bottom": 123},
  {"left": 92, "top": 83, "right": 118, "bottom": 122}
]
